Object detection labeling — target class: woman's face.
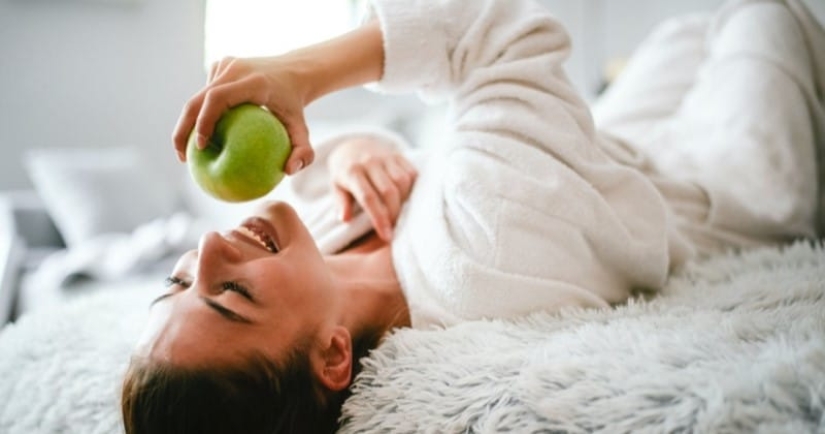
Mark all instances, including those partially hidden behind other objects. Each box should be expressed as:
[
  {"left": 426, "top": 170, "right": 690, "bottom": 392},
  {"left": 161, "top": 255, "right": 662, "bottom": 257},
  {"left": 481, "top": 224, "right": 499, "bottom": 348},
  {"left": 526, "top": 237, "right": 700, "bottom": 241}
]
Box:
[{"left": 137, "top": 201, "right": 339, "bottom": 368}]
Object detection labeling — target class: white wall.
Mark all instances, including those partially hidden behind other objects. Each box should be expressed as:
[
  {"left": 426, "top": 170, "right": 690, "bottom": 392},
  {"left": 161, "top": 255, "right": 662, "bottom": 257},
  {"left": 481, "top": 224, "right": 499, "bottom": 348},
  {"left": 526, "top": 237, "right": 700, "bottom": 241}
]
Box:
[
  {"left": 0, "top": 0, "right": 206, "bottom": 190},
  {"left": 540, "top": 0, "right": 825, "bottom": 99}
]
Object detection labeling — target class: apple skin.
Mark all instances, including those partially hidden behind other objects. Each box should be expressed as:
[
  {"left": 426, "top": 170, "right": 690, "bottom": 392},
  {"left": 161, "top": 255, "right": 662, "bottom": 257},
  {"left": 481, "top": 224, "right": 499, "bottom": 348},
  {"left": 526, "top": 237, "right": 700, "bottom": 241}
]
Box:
[{"left": 187, "top": 103, "right": 291, "bottom": 202}]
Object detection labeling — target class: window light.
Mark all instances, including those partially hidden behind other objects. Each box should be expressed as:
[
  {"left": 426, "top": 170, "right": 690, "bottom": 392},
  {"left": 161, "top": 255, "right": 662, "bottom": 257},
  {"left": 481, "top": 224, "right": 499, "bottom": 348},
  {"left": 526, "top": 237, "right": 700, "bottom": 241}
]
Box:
[{"left": 204, "top": 0, "right": 362, "bottom": 70}]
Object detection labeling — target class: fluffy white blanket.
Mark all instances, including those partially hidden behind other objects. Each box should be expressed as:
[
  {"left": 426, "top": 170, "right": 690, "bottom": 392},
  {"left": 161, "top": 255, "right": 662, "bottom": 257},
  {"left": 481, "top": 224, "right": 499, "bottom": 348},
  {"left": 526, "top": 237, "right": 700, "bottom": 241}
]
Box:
[
  {"left": 339, "top": 242, "right": 825, "bottom": 433},
  {"left": 0, "top": 242, "right": 823, "bottom": 433}
]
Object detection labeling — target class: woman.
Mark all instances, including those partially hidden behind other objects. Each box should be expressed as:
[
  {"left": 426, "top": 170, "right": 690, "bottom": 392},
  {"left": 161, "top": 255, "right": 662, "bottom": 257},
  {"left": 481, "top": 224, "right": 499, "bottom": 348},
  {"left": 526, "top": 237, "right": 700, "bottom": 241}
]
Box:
[{"left": 122, "top": 0, "right": 824, "bottom": 432}]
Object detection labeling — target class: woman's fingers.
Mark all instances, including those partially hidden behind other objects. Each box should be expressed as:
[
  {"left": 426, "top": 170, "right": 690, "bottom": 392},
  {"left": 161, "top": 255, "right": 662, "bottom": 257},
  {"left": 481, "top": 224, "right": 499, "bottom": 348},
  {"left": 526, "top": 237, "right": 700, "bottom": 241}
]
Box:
[
  {"left": 328, "top": 141, "right": 419, "bottom": 240},
  {"left": 386, "top": 156, "right": 418, "bottom": 199},
  {"left": 355, "top": 171, "right": 393, "bottom": 241},
  {"left": 174, "top": 66, "right": 314, "bottom": 174},
  {"left": 207, "top": 56, "right": 236, "bottom": 84},
  {"left": 333, "top": 186, "right": 354, "bottom": 222},
  {"left": 341, "top": 168, "right": 394, "bottom": 241},
  {"left": 280, "top": 114, "right": 314, "bottom": 175},
  {"left": 172, "top": 91, "right": 206, "bottom": 162},
  {"left": 172, "top": 70, "right": 243, "bottom": 161},
  {"left": 367, "top": 164, "right": 402, "bottom": 226},
  {"left": 194, "top": 76, "right": 268, "bottom": 150},
  {"left": 207, "top": 58, "right": 225, "bottom": 84},
  {"left": 174, "top": 89, "right": 314, "bottom": 173}
]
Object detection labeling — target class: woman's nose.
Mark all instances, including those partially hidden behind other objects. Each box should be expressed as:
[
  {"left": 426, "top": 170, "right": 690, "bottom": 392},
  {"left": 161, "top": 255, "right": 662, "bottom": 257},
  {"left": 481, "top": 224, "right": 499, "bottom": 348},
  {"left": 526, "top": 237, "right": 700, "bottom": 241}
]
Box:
[{"left": 197, "top": 232, "right": 243, "bottom": 273}]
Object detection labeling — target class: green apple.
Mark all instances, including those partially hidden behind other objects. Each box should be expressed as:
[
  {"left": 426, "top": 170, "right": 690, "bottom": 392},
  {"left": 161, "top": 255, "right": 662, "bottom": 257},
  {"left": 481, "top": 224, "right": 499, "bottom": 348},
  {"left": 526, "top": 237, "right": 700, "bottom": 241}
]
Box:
[{"left": 187, "top": 103, "right": 291, "bottom": 202}]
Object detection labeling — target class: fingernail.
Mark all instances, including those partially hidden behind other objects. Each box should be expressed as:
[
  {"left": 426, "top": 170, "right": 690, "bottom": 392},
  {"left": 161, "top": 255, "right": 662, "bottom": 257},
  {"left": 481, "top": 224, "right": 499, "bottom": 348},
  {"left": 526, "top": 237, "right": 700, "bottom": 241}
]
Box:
[
  {"left": 197, "top": 134, "right": 208, "bottom": 149},
  {"left": 384, "top": 226, "right": 394, "bottom": 240},
  {"left": 291, "top": 160, "right": 304, "bottom": 174}
]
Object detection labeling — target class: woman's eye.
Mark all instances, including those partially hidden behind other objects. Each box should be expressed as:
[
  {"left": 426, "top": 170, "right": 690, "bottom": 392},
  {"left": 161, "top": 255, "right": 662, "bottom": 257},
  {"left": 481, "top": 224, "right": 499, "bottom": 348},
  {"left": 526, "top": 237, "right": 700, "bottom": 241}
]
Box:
[
  {"left": 164, "top": 276, "right": 189, "bottom": 288},
  {"left": 222, "top": 281, "right": 254, "bottom": 301}
]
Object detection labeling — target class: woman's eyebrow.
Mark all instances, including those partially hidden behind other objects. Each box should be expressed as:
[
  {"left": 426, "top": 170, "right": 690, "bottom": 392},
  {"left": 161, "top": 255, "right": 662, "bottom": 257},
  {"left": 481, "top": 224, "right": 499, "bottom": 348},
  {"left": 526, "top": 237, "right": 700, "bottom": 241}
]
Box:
[
  {"left": 201, "top": 297, "right": 254, "bottom": 324},
  {"left": 148, "top": 292, "right": 252, "bottom": 324}
]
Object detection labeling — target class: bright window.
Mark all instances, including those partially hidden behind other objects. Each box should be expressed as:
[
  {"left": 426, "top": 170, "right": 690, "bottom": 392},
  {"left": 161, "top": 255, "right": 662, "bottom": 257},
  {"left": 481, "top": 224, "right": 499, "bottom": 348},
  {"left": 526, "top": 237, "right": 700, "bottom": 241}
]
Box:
[{"left": 204, "top": 0, "right": 363, "bottom": 69}]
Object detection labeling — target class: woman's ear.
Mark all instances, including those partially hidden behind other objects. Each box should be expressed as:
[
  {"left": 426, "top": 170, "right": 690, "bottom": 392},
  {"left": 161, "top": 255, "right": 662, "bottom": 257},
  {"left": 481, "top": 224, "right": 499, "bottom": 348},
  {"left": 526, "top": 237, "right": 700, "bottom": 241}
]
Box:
[{"left": 312, "top": 326, "right": 353, "bottom": 392}]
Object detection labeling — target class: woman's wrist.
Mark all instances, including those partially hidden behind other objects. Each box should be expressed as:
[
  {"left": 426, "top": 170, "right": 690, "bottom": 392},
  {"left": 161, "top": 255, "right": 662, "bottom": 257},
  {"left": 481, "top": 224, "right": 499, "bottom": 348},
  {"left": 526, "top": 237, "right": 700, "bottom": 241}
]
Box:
[{"left": 286, "top": 20, "right": 385, "bottom": 104}]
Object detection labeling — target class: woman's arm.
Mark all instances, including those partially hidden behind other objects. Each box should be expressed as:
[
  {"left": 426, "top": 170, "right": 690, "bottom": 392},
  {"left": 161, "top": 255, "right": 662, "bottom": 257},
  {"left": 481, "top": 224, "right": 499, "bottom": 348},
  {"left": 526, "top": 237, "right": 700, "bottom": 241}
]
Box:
[{"left": 171, "top": 21, "right": 385, "bottom": 175}]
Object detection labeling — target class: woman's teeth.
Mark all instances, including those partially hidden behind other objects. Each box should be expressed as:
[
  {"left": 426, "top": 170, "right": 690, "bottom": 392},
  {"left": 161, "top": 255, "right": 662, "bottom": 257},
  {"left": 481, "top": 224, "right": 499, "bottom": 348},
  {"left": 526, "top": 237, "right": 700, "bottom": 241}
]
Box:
[{"left": 239, "top": 225, "right": 278, "bottom": 253}]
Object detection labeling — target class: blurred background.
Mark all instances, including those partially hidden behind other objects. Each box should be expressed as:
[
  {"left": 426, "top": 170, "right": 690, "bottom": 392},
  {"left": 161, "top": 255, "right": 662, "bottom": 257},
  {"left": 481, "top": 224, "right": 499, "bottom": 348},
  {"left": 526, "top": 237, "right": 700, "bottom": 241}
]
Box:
[{"left": 0, "top": 0, "right": 821, "bottom": 193}]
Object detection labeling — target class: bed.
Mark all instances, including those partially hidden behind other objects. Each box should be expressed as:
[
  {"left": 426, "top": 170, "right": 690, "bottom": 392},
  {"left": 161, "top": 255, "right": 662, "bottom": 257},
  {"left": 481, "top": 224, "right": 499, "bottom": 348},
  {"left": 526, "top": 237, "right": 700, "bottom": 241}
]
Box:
[{"left": 0, "top": 236, "right": 823, "bottom": 433}]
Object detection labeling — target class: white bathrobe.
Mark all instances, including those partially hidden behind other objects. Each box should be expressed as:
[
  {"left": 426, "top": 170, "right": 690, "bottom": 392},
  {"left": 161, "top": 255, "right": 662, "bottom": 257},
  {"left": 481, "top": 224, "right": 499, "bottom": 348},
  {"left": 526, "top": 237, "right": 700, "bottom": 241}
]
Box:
[{"left": 275, "top": 0, "right": 825, "bottom": 328}]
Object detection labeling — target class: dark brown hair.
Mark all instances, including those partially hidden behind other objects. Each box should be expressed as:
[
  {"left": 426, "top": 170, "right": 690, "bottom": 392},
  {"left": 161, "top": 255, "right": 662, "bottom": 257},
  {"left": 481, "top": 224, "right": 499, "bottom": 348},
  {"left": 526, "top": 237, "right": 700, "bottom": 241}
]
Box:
[{"left": 121, "top": 330, "right": 382, "bottom": 434}]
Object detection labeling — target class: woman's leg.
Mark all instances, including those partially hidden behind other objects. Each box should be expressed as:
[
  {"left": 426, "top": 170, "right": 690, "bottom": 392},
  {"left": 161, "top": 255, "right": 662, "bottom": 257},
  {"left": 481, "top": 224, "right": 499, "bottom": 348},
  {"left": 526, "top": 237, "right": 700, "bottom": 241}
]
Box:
[
  {"left": 652, "top": 0, "right": 821, "bottom": 247},
  {"left": 591, "top": 12, "right": 711, "bottom": 147}
]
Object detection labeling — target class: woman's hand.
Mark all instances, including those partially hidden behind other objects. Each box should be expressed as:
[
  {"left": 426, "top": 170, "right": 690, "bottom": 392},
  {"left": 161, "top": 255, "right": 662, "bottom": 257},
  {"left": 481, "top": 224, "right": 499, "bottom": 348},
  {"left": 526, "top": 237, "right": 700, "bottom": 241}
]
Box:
[
  {"left": 172, "top": 56, "right": 314, "bottom": 175},
  {"left": 328, "top": 138, "right": 418, "bottom": 241},
  {"left": 171, "top": 21, "right": 385, "bottom": 176}
]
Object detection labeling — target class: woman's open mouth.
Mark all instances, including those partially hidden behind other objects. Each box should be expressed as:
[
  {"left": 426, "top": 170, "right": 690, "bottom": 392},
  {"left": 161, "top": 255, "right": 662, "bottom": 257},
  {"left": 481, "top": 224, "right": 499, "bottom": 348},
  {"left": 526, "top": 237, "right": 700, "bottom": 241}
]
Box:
[{"left": 238, "top": 217, "right": 280, "bottom": 253}]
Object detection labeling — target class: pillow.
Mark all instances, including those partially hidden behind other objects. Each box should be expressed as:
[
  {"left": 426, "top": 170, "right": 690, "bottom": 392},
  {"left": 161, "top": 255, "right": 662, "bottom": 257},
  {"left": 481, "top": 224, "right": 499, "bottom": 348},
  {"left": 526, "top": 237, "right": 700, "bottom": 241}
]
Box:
[{"left": 25, "top": 147, "right": 180, "bottom": 248}]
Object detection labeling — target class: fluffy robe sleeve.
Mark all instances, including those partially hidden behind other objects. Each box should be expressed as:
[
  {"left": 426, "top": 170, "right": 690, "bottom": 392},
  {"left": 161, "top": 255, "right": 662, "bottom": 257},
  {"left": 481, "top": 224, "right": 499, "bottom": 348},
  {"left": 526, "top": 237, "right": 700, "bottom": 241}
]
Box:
[{"left": 366, "top": 0, "right": 679, "bottom": 327}]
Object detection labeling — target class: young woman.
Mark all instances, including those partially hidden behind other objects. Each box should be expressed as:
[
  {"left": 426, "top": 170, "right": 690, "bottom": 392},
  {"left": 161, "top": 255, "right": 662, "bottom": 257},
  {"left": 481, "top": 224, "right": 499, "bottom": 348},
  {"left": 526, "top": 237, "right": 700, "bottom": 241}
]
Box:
[{"left": 121, "top": 0, "right": 824, "bottom": 432}]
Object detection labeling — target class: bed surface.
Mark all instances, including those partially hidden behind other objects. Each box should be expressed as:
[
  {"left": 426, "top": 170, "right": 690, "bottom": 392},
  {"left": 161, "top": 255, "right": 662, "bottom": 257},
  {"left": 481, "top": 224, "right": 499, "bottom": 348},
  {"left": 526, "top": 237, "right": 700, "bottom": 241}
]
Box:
[{"left": 0, "top": 241, "right": 823, "bottom": 433}]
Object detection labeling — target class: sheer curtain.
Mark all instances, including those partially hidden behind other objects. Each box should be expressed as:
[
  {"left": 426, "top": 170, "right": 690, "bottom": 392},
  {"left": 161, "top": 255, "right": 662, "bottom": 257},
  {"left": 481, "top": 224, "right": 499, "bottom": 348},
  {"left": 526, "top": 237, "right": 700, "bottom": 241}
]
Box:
[{"left": 204, "top": 0, "right": 362, "bottom": 69}]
